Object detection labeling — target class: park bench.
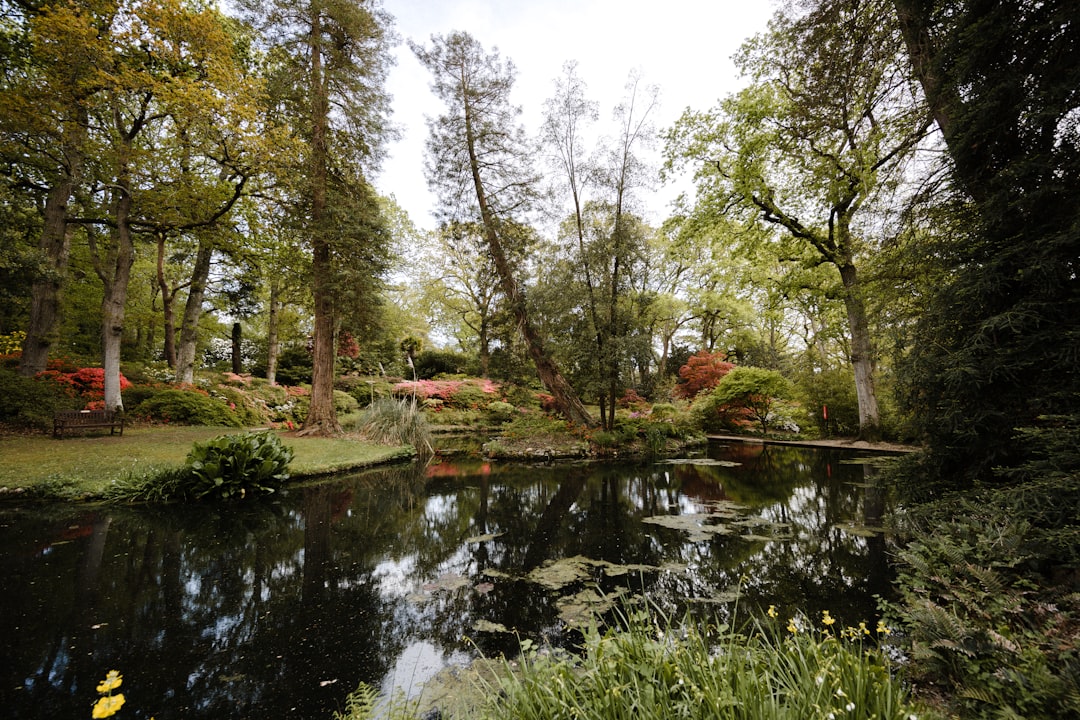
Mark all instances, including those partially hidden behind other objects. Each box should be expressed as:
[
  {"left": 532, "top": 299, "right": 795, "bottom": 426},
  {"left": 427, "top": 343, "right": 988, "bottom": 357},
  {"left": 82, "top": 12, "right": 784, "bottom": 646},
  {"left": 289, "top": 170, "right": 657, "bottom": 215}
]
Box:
[{"left": 53, "top": 409, "right": 125, "bottom": 438}]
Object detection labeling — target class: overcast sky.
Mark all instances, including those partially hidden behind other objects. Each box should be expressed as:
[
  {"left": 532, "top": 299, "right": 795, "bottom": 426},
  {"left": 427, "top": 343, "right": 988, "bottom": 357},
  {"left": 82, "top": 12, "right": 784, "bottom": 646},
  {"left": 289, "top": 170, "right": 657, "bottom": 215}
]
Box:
[{"left": 374, "top": 0, "right": 778, "bottom": 230}]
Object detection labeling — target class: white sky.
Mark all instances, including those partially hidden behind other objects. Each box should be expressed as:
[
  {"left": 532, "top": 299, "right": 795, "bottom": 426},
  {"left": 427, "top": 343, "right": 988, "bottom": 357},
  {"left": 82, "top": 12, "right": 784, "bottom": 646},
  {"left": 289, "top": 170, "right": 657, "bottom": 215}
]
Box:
[{"left": 375, "top": 0, "right": 778, "bottom": 231}]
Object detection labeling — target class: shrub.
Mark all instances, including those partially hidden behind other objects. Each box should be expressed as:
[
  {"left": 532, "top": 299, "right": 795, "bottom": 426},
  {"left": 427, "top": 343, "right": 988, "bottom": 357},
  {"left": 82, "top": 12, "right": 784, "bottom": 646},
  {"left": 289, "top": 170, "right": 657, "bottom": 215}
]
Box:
[
  {"left": 134, "top": 389, "right": 243, "bottom": 426},
  {"left": 334, "top": 389, "right": 359, "bottom": 415},
  {"left": 0, "top": 367, "right": 80, "bottom": 429},
  {"left": 673, "top": 351, "right": 734, "bottom": 399},
  {"left": 649, "top": 402, "right": 680, "bottom": 421},
  {"left": 694, "top": 366, "right": 794, "bottom": 434},
  {"left": 185, "top": 431, "right": 293, "bottom": 500},
  {"left": 392, "top": 378, "right": 499, "bottom": 409},
  {"left": 486, "top": 400, "right": 516, "bottom": 423},
  {"left": 794, "top": 367, "right": 859, "bottom": 436},
  {"left": 0, "top": 330, "right": 26, "bottom": 355},
  {"left": 414, "top": 349, "right": 471, "bottom": 379},
  {"left": 890, "top": 496, "right": 1080, "bottom": 719},
  {"left": 617, "top": 387, "right": 649, "bottom": 410}
]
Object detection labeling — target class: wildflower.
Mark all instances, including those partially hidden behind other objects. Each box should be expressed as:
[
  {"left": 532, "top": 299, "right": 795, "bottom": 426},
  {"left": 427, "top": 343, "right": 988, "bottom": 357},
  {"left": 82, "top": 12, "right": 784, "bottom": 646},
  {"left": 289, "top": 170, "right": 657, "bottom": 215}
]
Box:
[
  {"left": 846, "top": 702, "right": 856, "bottom": 712},
  {"left": 92, "top": 693, "right": 125, "bottom": 718},
  {"left": 96, "top": 670, "right": 122, "bottom": 694},
  {"left": 822, "top": 610, "right": 836, "bottom": 627},
  {"left": 767, "top": 605, "right": 778, "bottom": 618},
  {"left": 787, "top": 618, "right": 799, "bottom": 634},
  {"left": 876, "top": 621, "right": 892, "bottom": 636},
  {"left": 858, "top": 621, "right": 870, "bottom": 636}
]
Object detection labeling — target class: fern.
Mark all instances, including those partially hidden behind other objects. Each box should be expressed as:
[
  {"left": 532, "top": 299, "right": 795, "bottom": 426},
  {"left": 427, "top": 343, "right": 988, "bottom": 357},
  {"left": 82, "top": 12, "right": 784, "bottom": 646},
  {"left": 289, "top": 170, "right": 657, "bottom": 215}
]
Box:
[{"left": 334, "top": 682, "right": 378, "bottom": 720}]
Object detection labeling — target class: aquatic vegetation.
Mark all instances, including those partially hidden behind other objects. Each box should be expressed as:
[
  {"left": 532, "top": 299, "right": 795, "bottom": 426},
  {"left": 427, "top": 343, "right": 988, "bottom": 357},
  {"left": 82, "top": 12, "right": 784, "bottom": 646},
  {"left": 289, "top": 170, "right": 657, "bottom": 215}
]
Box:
[{"left": 469, "top": 603, "right": 934, "bottom": 720}]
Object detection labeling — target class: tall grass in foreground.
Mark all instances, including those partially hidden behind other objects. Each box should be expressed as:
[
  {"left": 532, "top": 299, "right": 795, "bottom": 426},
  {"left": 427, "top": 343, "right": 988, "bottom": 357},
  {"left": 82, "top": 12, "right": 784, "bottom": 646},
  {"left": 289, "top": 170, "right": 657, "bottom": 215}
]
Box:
[
  {"left": 336, "top": 603, "right": 936, "bottom": 720},
  {"left": 473, "top": 606, "right": 928, "bottom": 720},
  {"left": 350, "top": 397, "right": 432, "bottom": 457}
]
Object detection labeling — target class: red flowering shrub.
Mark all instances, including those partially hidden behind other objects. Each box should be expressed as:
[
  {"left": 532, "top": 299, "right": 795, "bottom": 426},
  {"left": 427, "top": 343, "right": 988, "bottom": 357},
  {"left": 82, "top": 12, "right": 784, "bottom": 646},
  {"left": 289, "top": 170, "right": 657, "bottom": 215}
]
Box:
[
  {"left": 35, "top": 366, "right": 131, "bottom": 403},
  {"left": 673, "top": 351, "right": 734, "bottom": 400},
  {"left": 536, "top": 393, "right": 559, "bottom": 413}
]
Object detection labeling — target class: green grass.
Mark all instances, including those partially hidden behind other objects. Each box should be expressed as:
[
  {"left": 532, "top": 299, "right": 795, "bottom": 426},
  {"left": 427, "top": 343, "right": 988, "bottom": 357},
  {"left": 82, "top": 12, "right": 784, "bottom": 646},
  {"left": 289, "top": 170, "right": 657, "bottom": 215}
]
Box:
[{"left": 0, "top": 425, "right": 413, "bottom": 500}]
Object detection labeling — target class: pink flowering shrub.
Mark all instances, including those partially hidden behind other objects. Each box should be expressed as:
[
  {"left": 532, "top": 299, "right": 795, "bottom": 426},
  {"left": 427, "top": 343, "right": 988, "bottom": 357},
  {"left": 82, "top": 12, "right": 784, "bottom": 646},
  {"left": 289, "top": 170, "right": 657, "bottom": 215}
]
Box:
[{"left": 392, "top": 378, "right": 500, "bottom": 409}]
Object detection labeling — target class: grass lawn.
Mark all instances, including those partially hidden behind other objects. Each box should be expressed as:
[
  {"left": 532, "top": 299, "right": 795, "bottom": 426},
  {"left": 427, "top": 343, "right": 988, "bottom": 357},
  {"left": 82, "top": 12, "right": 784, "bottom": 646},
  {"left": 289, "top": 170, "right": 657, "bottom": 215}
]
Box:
[{"left": 0, "top": 425, "right": 413, "bottom": 500}]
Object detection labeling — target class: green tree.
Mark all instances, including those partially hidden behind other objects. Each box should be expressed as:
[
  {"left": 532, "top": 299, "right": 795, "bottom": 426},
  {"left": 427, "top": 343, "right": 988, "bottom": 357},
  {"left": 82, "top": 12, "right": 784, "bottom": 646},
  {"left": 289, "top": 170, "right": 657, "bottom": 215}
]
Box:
[
  {"left": 892, "top": 0, "right": 1080, "bottom": 488},
  {"left": 239, "top": 0, "right": 395, "bottom": 435},
  {"left": 0, "top": 0, "right": 110, "bottom": 375},
  {"left": 411, "top": 31, "right": 593, "bottom": 426},
  {"left": 416, "top": 221, "right": 502, "bottom": 376},
  {"left": 666, "top": 0, "right": 929, "bottom": 440},
  {"left": 708, "top": 365, "right": 794, "bottom": 434}
]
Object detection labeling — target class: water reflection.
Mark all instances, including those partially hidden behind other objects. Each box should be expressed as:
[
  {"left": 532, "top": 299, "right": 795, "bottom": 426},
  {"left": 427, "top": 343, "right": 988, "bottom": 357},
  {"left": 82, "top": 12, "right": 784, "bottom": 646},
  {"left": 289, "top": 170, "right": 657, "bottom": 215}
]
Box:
[{"left": 0, "top": 443, "right": 894, "bottom": 719}]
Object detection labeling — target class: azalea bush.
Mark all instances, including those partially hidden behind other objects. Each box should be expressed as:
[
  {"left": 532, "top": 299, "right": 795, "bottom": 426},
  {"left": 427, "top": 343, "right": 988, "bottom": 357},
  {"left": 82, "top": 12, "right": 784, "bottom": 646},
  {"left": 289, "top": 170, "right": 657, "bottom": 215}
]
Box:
[{"left": 392, "top": 378, "right": 500, "bottom": 409}]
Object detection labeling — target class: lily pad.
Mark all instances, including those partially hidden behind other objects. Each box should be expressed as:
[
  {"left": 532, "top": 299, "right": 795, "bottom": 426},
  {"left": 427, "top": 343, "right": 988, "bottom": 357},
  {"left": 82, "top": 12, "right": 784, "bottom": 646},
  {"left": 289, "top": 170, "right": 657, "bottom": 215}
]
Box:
[
  {"left": 688, "top": 589, "right": 742, "bottom": 604},
  {"left": 422, "top": 572, "right": 471, "bottom": 593},
  {"left": 526, "top": 555, "right": 607, "bottom": 590},
  {"left": 836, "top": 522, "right": 885, "bottom": 537},
  {"left": 657, "top": 458, "right": 741, "bottom": 467},
  {"left": 556, "top": 586, "right": 629, "bottom": 627},
  {"left": 472, "top": 619, "right": 510, "bottom": 633},
  {"left": 642, "top": 513, "right": 735, "bottom": 542},
  {"left": 465, "top": 532, "right": 504, "bottom": 544}
]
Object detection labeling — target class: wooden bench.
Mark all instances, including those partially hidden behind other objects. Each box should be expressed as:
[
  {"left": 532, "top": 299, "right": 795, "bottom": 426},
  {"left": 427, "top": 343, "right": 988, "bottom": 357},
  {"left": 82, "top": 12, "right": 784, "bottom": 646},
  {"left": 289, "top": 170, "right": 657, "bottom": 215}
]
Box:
[{"left": 53, "top": 410, "right": 125, "bottom": 438}]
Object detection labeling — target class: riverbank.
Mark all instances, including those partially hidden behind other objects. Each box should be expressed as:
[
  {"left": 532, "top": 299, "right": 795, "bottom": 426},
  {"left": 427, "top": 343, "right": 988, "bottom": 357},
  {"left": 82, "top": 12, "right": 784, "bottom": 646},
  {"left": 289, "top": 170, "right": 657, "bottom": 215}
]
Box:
[
  {"left": 0, "top": 425, "right": 413, "bottom": 501},
  {"left": 707, "top": 433, "right": 918, "bottom": 454}
]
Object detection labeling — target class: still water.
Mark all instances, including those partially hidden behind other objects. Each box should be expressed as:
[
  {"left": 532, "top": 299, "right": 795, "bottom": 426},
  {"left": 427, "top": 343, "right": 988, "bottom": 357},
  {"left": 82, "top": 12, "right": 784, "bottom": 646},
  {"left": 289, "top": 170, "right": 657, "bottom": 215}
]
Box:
[{"left": 1, "top": 441, "right": 894, "bottom": 719}]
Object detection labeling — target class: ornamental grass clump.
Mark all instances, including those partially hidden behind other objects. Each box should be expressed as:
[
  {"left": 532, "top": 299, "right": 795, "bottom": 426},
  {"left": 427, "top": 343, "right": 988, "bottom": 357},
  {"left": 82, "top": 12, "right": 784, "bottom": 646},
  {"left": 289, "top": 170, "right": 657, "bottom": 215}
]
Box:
[{"left": 358, "top": 397, "right": 432, "bottom": 456}]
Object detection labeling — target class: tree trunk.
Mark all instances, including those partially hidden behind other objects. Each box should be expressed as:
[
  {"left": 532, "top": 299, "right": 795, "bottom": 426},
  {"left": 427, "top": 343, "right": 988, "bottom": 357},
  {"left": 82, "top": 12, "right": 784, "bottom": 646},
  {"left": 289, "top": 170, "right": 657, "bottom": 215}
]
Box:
[
  {"left": 478, "top": 316, "right": 490, "bottom": 377},
  {"left": 300, "top": 8, "right": 341, "bottom": 436},
  {"left": 20, "top": 101, "right": 87, "bottom": 377},
  {"left": 20, "top": 176, "right": 78, "bottom": 376},
  {"left": 266, "top": 281, "right": 280, "bottom": 386},
  {"left": 838, "top": 262, "right": 881, "bottom": 440},
  {"left": 174, "top": 239, "right": 214, "bottom": 384},
  {"left": 156, "top": 232, "right": 178, "bottom": 368},
  {"left": 231, "top": 322, "right": 243, "bottom": 374},
  {"left": 462, "top": 93, "right": 594, "bottom": 427},
  {"left": 99, "top": 185, "right": 135, "bottom": 412}
]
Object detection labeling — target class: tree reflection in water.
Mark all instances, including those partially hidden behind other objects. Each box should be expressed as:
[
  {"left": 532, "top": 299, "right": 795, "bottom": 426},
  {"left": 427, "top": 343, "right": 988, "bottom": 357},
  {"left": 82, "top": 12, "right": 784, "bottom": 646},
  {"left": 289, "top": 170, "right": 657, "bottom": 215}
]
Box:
[{"left": 0, "top": 443, "right": 898, "bottom": 719}]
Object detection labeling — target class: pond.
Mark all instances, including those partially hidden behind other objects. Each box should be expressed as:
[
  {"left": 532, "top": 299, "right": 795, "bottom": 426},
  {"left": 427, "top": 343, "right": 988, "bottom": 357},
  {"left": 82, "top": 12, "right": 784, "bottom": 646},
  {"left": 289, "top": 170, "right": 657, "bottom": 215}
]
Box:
[{"left": 1, "top": 441, "right": 895, "bottom": 719}]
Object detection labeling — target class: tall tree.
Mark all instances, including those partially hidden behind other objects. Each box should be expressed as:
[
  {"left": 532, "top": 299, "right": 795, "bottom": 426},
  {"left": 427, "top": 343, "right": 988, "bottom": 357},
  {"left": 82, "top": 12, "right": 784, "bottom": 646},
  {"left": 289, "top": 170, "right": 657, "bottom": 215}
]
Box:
[
  {"left": 541, "top": 66, "right": 658, "bottom": 429},
  {"left": 891, "top": 0, "right": 1080, "bottom": 487},
  {"left": 0, "top": 1, "right": 111, "bottom": 375},
  {"left": 666, "top": 0, "right": 929, "bottom": 439},
  {"left": 239, "top": 0, "right": 394, "bottom": 435},
  {"left": 412, "top": 31, "right": 593, "bottom": 426}
]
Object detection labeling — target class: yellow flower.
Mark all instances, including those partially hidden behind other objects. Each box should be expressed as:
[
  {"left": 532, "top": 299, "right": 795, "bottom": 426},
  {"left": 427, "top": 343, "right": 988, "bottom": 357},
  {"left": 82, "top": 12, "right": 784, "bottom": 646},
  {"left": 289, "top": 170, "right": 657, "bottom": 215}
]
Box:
[
  {"left": 858, "top": 621, "right": 870, "bottom": 636},
  {"left": 877, "top": 621, "right": 892, "bottom": 636},
  {"left": 821, "top": 610, "right": 836, "bottom": 627},
  {"left": 767, "top": 605, "right": 778, "bottom": 618},
  {"left": 787, "top": 618, "right": 799, "bottom": 634},
  {"left": 92, "top": 693, "right": 125, "bottom": 719},
  {"left": 96, "top": 670, "right": 123, "bottom": 694}
]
